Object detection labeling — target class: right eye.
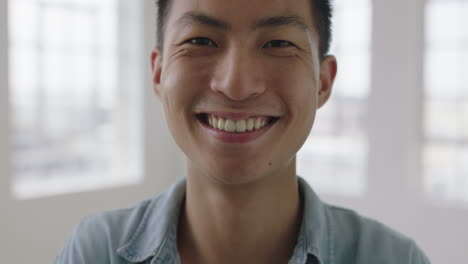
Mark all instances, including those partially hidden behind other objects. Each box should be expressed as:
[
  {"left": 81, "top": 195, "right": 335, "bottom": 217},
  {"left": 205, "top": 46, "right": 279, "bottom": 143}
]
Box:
[{"left": 186, "top": 37, "right": 217, "bottom": 47}]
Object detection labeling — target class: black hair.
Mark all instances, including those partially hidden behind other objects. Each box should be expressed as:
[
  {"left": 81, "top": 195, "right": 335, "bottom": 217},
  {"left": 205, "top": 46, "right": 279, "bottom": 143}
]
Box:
[{"left": 155, "top": 0, "right": 333, "bottom": 59}]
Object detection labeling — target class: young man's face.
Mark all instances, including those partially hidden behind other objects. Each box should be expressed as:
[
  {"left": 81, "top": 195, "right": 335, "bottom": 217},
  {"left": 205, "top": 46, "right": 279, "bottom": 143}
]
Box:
[{"left": 152, "top": 0, "right": 336, "bottom": 184}]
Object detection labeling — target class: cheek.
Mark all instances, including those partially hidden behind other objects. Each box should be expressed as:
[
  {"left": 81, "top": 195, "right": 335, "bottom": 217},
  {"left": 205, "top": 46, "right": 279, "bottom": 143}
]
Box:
[
  {"left": 159, "top": 59, "right": 215, "bottom": 146},
  {"left": 265, "top": 60, "right": 318, "bottom": 148},
  {"left": 160, "top": 60, "right": 210, "bottom": 112},
  {"left": 265, "top": 59, "right": 318, "bottom": 113},
  {"left": 158, "top": 66, "right": 193, "bottom": 137}
]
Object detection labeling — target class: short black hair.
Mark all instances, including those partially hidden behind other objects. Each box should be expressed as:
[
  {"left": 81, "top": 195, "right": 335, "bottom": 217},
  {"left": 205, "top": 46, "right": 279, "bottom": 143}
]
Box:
[{"left": 155, "top": 0, "right": 333, "bottom": 59}]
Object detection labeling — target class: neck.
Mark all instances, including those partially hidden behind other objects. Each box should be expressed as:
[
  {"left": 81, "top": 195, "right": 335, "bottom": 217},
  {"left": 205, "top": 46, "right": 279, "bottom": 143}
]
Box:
[{"left": 177, "top": 168, "right": 302, "bottom": 264}]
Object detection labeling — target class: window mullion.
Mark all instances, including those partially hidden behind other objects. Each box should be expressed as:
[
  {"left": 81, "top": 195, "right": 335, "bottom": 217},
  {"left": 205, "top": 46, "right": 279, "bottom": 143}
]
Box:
[
  {"left": 367, "top": 0, "right": 425, "bottom": 202},
  {"left": 0, "top": 0, "right": 11, "bottom": 201}
]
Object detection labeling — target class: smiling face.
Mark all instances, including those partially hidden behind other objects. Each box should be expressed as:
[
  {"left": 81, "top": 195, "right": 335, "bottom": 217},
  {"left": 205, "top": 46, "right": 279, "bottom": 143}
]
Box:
[{"left": 151, "top": 0, "right": 337, "bottom": 185}]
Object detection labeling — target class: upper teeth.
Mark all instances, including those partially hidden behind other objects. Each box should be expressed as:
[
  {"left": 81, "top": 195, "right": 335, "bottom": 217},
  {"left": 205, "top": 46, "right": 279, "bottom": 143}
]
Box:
[{"left": 207, "top": 116, "right": 269, "bottom": 133}]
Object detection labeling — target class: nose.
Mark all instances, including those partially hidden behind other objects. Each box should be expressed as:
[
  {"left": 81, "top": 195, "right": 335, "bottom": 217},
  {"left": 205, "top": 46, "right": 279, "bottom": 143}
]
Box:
[{"left": 210, "top": 48, "right": 266, "bottom": 101}]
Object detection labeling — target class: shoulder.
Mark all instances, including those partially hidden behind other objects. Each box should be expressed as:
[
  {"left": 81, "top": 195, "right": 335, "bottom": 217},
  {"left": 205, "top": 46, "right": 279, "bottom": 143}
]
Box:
[
  {"left": 52, "top": 197, "right": 157, "bottom": 264},
  {"left": 79, "top": 197, "right": 155, "bottom": 247},
  {"left": 325, "top": 205, "right": 430, "bottom": 264},
  {"left": 53, "top": 178, "right": 186, "bottom": 263}
]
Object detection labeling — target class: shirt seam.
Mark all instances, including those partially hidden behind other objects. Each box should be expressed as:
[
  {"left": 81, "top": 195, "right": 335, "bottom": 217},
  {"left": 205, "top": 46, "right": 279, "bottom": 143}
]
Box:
[
  {"left": 118, "top": 199, "right": 154, "bottom": 261},
  {"left": 151, "top": 214, "right": 178, "bottom": 264}
]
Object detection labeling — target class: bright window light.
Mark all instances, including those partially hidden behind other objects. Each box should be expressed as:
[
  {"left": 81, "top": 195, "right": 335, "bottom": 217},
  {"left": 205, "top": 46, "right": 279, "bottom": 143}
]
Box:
[
  {"left": 423, "top": 0, "right": 468, "bottom": 204},
  {"left": 297, "top": 0, "right": 372, "bottom": 197},
  {"left": 8, "top": 0, "right": 144, "bottom": 199}
]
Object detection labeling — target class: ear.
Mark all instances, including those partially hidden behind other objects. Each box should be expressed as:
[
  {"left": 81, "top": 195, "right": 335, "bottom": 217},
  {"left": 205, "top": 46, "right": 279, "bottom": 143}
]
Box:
[
  {"left": 317, "top": 55, "right": 337, "bottom": 109},
  {"left": 151, "top": 47, "right": 163, "bottom": 99}
]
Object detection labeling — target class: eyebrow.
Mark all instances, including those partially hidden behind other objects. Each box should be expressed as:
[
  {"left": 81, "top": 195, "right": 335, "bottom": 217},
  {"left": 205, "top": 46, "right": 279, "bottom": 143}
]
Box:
[{"left": 175, "top": 11, "right": 311, "bottom": 32}]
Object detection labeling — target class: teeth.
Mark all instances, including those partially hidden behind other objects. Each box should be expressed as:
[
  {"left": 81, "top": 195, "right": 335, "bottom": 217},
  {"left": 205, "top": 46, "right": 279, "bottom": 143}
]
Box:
[
  {"left": 206, "top": 115, "right": 272, "bottom": 133},
  {"left": 218, "top": 118, "right": 225, "bottom": 131},
  {"left": 246, "top": 119, "right": 254, "bottom": 131},
  {"left": 254, "top": 119, "right": 262, "bottom": 129},
  {"left": 224, "top": 119, "right": 236, "bottom": 132},
  {"left": 235, "top": 120, "right": 246, "bottom": 133}
]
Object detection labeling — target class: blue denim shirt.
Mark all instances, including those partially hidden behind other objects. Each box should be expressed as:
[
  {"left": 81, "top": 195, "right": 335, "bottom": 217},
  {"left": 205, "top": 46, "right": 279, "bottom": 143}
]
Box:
[{"left": 53, "top": 177, "right": 430, "bottom": 264}]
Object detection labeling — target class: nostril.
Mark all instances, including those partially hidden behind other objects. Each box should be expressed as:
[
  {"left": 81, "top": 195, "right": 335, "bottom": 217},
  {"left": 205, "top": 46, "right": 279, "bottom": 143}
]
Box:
[{"left": 210, "top": 74, "right": 266, "bottom": 102}]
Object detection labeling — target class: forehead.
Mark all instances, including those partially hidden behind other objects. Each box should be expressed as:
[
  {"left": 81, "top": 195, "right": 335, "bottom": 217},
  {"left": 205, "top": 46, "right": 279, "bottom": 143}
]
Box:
[{"left": 166, "top": 0, "right": 315, "bottom": 31}]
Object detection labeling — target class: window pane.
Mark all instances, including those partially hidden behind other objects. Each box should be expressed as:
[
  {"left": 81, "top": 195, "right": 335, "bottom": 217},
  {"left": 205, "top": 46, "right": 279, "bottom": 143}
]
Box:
[
  {"left": 297, "top": 0, "right": 371, "bottom": 196},
  {"left": 423, "top": 0, "right": 468, "bottom": 203},
  {"left": 425, "top": 100, "right": 464, "bottom": 140},
  {"left": 8, "top": 0, "right": 143, "bottom": 199},
  {"left": 424, "top": 143, "right": 468, "bottom": 203},
  {"left": 425, "top": 50, "right": 467, "bottom": 99}
]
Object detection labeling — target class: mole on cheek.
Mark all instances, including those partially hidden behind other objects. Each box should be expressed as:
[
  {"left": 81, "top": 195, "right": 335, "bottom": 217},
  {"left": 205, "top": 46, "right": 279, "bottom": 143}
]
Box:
[{"left": 269, "top": 162, "right": 272, "bottom": 166}]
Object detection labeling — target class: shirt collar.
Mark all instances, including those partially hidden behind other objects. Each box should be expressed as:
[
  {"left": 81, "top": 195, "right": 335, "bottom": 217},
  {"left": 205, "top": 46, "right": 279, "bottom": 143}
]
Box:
[
  {"left": 298, "top": 177, "right": 334, "bottom": 263},
  {"left": 293, "top": 177, "right": 333, "bottom": 264},
  {"left": 116, "top": 177, "right": 332, "bottom": 264},
  {"left": 117, "top": 177, "right": 186, "bottom": 263}
]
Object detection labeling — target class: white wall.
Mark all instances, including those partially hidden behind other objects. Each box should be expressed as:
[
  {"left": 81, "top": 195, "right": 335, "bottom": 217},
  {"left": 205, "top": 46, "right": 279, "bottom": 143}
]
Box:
[{"left": 1, "top": 0, "right": 467, "bottom": 263}]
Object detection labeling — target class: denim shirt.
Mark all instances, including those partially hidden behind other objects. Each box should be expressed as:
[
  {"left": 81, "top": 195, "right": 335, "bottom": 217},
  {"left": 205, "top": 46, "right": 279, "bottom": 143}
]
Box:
[{"left": 53, "top": 177, "right": 431, "bottom": 264}]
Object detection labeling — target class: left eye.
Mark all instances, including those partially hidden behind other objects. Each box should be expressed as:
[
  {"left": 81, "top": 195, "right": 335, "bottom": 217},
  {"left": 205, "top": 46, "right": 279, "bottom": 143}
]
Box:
[
  {"left": 263, "top": 40, "right": 294, "bottom": 48},
  {"left": 186, "top": 37, "right": 217, "bottom": 47}
]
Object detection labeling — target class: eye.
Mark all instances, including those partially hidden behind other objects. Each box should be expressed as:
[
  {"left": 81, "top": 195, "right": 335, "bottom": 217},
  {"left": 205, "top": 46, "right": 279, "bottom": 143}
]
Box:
[
  {"left": 263, "top": 40, "right": 294, "bottom": 48},
  {"left": 186, "top": 37, "right": 217, "bottom": 47}
]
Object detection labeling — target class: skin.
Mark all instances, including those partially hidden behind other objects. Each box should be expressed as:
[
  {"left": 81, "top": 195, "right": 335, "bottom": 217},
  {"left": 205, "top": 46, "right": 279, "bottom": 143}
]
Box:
[{"left": 151, "top": 0, "right": 337, "bottom": 263}]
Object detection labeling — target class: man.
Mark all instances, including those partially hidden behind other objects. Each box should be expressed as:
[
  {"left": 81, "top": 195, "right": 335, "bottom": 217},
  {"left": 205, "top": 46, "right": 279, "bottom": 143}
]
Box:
[{"left": 54, "top": 0, "right": 431, "bottom": 263}]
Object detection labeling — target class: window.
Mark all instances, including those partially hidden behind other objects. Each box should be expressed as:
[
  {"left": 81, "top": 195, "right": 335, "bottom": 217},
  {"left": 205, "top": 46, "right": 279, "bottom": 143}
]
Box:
[
  {"left": 423, "top": 0, "right": 468, "bottom": 203},
  {"left": 8, "top": 0, "right": 144, "bottom": 199},
  {"left": 297, "top": 0, "right": 372, "bottom": 196}
]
